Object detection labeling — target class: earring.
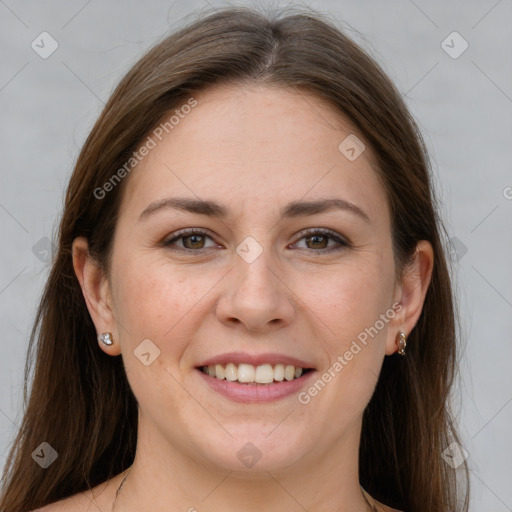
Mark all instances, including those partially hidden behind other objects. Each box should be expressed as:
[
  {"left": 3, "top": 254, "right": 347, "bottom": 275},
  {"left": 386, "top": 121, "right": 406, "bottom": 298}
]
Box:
[
  {"left": 397, "top": 331, "right": 407, "bottom": 356},
  {"left": 98, "top": 332, "right": 114, "bottom": 346}
]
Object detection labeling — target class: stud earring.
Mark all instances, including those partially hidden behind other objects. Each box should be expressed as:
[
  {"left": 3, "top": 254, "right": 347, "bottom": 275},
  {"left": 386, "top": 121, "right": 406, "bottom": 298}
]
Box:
[
  {"left": 98, "top": 332, "right": 114, "bottom": 346},
  {"left": 397, "top": 330, "right": 407, "bottom": 356}
]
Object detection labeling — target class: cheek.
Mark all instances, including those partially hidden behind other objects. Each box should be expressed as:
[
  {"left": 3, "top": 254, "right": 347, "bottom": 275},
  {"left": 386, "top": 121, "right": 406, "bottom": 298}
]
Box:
[
  {"left": 295, "top": 256, "right": 395, "bottom": 344},
  {"left": 110, "top": 253, "right": 221, "bottom": 359},
  {"left": 294, "top": 255, "right": 395, "bottom": 414},
  {"left": 116, "top": 272, "right": 186, "bottom": 335},
  {"left": 110, "top": 257, "right": 209, "bottom": 413}
]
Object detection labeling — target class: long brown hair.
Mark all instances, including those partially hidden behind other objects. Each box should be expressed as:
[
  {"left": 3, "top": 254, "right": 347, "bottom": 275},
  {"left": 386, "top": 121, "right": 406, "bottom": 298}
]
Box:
[{"left": 0, "top": 6, "right": 469, "bottom": 511}]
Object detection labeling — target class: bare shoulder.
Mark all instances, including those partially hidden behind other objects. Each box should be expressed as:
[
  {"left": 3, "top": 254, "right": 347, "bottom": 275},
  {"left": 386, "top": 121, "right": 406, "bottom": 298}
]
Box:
[
  {"left": 30, "top": 493, "right": 90, "bottom": 512},
  {"left": 30, "top": 491, "right": 96, "bottom": 512},
  {"left": 362, "top": 488, "right": 403, "bottom": 512},
  {"left": 380, "top": 505, "right": 403, "bottom": 512},
  {"left": 30, "top": 476, "right": 118, "bottom": 512}
]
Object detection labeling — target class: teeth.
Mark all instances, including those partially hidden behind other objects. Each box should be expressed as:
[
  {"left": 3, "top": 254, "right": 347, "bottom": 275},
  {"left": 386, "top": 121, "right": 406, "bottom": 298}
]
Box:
[
  {"left": 201, "top": 363, "right": 307, "bottom": 384},
  {"left": 274, "top": 364, "right": 284, "bottom": 381},
  {"left": 225, "top": 363, "right": 237, "bottom": 381},
  {"left": 255, "top": 364, "right": 274, "bottom": 383},
  {"left": 284, "top": 365, "right": 295, "bottom": 381},
  {"left": 215, "top": 364, "right": 225, "bottom": 380},
  {"left": 238, "top": 363, "right": 255, "bottom": 383}
]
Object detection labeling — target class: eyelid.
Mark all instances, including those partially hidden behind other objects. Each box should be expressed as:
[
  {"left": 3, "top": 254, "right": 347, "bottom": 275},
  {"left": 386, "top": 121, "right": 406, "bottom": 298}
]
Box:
[
  {"left": 292, "top": 227, "right": 351, "bottom": 251},
  {"left": 295, "top": 227, "right": 349, "bottom": 243},
  {"left": 162, "top": 227, "right": 220, "bottom": 250}
]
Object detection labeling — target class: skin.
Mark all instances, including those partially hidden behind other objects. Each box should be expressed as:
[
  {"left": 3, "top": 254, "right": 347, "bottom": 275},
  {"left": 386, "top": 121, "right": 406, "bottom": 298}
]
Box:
[{"left": 51, "top": 83, "right": 432, "bottom": 512}]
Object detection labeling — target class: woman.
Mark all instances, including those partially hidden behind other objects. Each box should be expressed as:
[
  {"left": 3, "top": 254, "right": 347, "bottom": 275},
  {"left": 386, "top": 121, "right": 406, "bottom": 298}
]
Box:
[{"left": 0, "top": 6, "right": 469, "bottom": 512}]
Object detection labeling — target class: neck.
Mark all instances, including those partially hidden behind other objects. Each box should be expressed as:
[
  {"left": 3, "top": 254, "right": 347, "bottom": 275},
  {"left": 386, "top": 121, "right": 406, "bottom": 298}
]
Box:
[{"left": 113, "top": 415, "right": 374, "bottom": 512}]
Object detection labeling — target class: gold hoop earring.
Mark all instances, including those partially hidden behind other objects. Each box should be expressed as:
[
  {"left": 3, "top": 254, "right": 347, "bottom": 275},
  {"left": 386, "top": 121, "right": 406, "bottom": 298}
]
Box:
[
  {"left": 397, "top": 331, "right": 407, "bottom": 356},
  {"left": 98, "top": 332, "right": 114, "bottom": 346}
]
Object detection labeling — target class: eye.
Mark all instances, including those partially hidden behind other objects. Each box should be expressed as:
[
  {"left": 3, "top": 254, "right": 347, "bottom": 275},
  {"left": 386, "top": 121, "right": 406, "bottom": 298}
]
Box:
[
  {"left": 292, "top": 228, "right": 350, "bottom": 253},
  {"left": 162, "top": 227, "right": 350, "bottom": 254},
  {"left": 162, "top": 228, "right": 220, "bottom": 251}
]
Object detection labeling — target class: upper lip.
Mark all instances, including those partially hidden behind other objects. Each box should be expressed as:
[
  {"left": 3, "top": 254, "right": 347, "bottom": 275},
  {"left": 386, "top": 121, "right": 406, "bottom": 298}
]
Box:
[{"left": 196, "top": 352, "right": 316, "bottom": 369}]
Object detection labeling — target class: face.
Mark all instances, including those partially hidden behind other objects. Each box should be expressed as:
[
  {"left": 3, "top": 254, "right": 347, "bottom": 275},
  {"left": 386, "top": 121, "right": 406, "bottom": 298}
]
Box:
[{"left": 95, "top": 84, "right": 404, "bottom": 474}]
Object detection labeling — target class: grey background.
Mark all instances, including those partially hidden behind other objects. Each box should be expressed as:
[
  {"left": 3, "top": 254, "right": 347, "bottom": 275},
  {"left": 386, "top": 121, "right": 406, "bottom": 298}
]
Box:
[{"left": 1, "top": 0, "right": 511, "bottom": 509}]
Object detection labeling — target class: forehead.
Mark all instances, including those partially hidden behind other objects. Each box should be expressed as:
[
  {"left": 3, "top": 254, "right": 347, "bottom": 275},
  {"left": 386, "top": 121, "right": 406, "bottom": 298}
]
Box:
[{"left": 118, "top": 83, "right": 388, "bottom": 225}]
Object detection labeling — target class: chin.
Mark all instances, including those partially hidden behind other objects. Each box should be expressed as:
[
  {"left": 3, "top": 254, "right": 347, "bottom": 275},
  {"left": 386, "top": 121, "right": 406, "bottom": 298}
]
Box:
[{"left": 194, "top": 427, "right": 310, "bottom": 474}]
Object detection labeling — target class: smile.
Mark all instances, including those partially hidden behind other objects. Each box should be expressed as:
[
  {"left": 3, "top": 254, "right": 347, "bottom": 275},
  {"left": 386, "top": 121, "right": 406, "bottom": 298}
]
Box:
[{"left": 199, "top": 363, "right": 311, "bottom": 384}]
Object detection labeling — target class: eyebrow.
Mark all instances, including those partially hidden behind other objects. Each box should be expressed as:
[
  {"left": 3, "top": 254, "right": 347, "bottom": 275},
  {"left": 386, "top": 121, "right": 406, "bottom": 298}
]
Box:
[{"left": 138, "top": 196, "right": 370, "bottom": 223}]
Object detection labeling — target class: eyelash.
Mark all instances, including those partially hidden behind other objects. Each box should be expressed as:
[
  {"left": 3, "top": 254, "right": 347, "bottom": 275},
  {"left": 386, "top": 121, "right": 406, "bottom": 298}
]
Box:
[{"left": 162, "top": 227, "right": 350, "bottom": 254}]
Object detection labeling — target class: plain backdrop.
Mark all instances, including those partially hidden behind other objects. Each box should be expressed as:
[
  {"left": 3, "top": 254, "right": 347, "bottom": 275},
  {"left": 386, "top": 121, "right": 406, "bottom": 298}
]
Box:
[{"left": 0, "top": 0, "right": 511, "bottom": 510}]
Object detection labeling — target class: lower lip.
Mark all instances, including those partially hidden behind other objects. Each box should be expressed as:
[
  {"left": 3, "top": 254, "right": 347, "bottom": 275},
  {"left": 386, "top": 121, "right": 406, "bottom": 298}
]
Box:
[{"left": 196, "top": 369, "right": 316, "bottom": 403}]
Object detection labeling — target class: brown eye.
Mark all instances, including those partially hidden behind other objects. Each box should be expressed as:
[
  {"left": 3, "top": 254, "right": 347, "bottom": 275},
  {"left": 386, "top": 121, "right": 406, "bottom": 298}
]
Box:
[
  {"left": 293, "top": 228, "right": 349, "bottom": 253},
  {"left": 182, "top": 234, "right": 206, "bottom": 249},
  {"left": 304, "top": 234, "right": 329, "bottom": 249},
  {"left": 163, "top": 229, "right": 218, "bottom": 251}
]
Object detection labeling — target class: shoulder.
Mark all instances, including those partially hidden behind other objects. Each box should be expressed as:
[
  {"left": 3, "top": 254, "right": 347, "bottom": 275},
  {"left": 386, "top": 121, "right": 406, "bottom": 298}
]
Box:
[
  {"left": 361, "top": 488, "right": 402, "bottom": 512},
  {"left": 30, "top": 476, "right": 117, "bottom": 512},
  {"left": 30, "top": 492, "right": 94, "bottom": 512},
  {"left": 380, "top": 505, "right": 403, "bottom": 512}
]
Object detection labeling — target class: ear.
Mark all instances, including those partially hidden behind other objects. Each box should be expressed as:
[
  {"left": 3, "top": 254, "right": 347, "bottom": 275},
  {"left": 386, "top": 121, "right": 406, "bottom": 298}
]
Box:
[
  {"left": 385, "top": 240, "right": 434, "bottom": 355},
  {"left": 72, "top": 236, "right": 121, "bottom": 356}
]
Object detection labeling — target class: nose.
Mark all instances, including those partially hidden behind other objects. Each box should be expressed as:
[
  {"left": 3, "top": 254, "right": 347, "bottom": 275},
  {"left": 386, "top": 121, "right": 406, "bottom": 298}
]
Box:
[{"left": 216, "top": 247, "right": 296, "bottom": 333}]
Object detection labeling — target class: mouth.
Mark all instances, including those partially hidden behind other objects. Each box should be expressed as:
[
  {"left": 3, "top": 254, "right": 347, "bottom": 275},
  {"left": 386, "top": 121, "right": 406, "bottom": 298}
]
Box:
[
  {"left": 194, "top": 353, "right": 317, "bottom": 403},
  {"left": 198, "top": 363, "right": 314, "bottom": 384}
]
